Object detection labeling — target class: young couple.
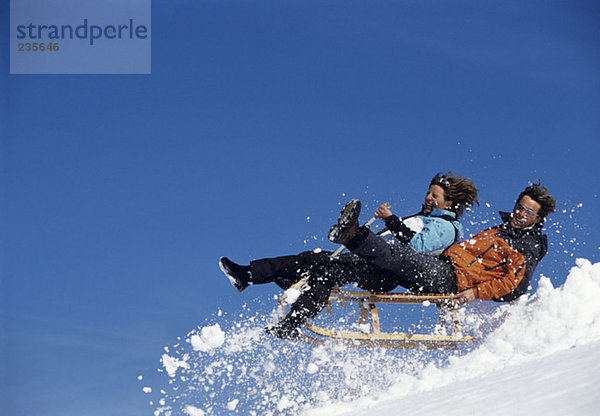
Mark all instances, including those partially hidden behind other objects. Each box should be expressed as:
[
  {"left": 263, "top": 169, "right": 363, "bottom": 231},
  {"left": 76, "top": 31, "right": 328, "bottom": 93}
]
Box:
[{"left": 219, "top": 173, "right": 556, "bottom": 339}]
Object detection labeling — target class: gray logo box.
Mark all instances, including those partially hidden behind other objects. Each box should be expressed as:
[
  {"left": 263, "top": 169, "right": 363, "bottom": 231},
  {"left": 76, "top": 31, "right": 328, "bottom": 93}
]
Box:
[{"left": 10, "top": 0, "right": 151, "bottom": 74}]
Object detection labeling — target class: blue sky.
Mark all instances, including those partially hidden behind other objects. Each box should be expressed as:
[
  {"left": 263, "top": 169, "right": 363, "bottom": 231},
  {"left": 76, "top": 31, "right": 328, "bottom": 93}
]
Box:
[{"left": 2, "top": 1, "right": 600, "bottom": 415}]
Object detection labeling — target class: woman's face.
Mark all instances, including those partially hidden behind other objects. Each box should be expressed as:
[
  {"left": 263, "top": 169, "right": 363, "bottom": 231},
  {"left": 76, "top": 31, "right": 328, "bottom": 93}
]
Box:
[{"left": 424, "top": 184, "right": 452, "bottom": 213}]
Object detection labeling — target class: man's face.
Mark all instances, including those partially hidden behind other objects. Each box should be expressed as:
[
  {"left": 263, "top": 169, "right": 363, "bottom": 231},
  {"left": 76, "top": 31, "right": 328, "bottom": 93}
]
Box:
[{"left": 510, "top": 195, "right": 542, "bottom": 229}]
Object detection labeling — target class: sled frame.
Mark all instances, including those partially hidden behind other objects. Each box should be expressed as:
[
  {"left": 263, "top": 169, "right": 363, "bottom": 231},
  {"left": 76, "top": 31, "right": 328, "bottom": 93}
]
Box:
[{"left": 281, "top": 287, "right": 476, "bottom": 349}]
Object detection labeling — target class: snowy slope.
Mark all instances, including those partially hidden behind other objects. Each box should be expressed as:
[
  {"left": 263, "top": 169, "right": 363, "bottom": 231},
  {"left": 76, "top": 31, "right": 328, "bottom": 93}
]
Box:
[
  {"left": 149, "top": 259, "right": 600, "bottom": 416},
  {"left": 341, "top": 341, "right": 600, "bottom": 416}
]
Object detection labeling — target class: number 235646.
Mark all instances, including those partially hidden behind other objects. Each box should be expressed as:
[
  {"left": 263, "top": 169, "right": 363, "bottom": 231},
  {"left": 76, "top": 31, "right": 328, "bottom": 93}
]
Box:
[{"left": 18, "top": 42, "right": 60, "bottom": 52}]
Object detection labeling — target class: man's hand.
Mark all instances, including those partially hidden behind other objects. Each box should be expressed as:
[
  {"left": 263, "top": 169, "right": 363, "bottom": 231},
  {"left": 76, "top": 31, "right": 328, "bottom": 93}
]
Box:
[
  {"left": 374, "top": 203, "right": 393, "bottom": 219},
  {"left": 450, "top": 288, "right": 476, "bottom": 306}
]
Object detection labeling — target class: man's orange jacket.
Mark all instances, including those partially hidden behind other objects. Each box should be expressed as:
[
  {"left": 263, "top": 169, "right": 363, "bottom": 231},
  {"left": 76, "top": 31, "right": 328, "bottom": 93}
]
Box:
[{"left": 443, "top": 212, "right": 548, "bottom": 301}]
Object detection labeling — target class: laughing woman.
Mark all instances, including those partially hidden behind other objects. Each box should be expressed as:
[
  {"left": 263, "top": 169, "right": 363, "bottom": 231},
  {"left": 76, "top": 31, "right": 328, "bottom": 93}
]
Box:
[{"left": 218, "top": 173, "right": 479, "bottom": 337}]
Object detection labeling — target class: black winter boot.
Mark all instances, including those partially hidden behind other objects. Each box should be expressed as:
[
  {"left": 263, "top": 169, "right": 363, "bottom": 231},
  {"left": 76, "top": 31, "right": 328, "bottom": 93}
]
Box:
[
  {"left": 264, "top": 321, "right": 301, "bottom": 340},
  {"left": 328, "top": 199, "right": 361, "bottom": 244},
  {"left": 264, "top": 308, "right": 308, "bottom": 340},
  {"left": 219, "top": 257, "right": 252, "bottom": 292},
  {"left": 265, "top": 290, "right": 327, "bottom": 340}
]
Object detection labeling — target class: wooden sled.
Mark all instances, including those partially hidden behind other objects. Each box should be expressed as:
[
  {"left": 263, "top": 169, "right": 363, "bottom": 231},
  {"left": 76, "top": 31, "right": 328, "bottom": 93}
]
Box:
[{"left": 280, "top": 286, "right": 476, "bottom": 349}]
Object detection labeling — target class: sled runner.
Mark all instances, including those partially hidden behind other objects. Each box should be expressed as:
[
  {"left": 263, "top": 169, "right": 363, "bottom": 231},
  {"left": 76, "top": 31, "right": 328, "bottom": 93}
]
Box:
[{"left": 279, "top": 286, "right": 476, "bottom": 349}]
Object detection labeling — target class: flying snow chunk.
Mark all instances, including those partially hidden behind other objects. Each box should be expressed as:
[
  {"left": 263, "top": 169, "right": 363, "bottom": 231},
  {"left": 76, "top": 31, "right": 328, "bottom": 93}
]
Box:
[
  {"left": 284, "top": 288, "right": 302, "bottom": 304},
  {"left": 190, "top": 324, "right": 225, "bottom": 352},
  {"left": 161, "top": 353, "right": 190, "bottom": 377},
  {"left": 142, "top": 387, "right": 152, "bottom": 393},
  {"left": 277, "top": 395, "right": 295, "bottom": 411},
  {"left": 227, "top": 399, "right": 239, "bottom": 411},
  {"left": 307, "top": 363, "right": 319, "bottom": 374},
  {"left": 358, "top": 323, "right": 371, "bottom": 333},
  {"left": 183, "top": 405, "right": 205, "bottom": 416}
]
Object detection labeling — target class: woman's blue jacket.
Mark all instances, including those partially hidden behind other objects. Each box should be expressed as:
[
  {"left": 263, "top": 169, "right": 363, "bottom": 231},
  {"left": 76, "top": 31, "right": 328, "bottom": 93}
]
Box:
[{"left": 380, "top": 208, "right": 463, "bottom": 255}]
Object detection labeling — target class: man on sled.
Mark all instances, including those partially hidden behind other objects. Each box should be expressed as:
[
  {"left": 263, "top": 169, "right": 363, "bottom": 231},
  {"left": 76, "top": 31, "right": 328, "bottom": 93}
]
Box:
[{"left": 219, "top": 173, "right": 483, "bottom": 339}]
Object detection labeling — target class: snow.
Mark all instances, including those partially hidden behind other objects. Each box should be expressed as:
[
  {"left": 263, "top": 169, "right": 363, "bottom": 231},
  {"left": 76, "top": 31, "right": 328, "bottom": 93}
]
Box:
[
  {"left": 183, "top": 404, "right": 205, "bottom": 416},
  {"left": 306, "top": 363, "right": 319, "bottom": 374},
  {"left": 189, "top": 324, "right": 225, "bottom": 352},
  {"left": 284, "top": 287, "right": 302, "bottom": 304},
  {"left": 226, "top": 399, "right": 239, "bottom": 411},
  {"left": 160, "top": 353, "right": 190, "bottom": 377},
  {"left": 342, "top": 341, "right": 600, "bottom": 416},
  {"left": 149, "top": 258, "right": 600, "bottom": 415}
]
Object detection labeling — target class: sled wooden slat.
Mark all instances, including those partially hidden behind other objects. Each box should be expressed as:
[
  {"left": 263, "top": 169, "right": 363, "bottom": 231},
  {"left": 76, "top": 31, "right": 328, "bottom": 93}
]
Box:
[
  {"left": 369, "top": 303, "right": 380, "bottom": 333},
  {"left": 303, "top": 322, "right": 474, "bottom": 342},
  {"left": 328, "top": 290, "right": 455, "bottom": 304}
]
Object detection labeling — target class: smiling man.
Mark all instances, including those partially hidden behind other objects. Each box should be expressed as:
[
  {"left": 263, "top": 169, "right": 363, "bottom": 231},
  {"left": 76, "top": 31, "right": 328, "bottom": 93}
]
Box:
[
  {"left": 443, "top": 183, "right": 556, "bottom": 303},
  {"left": 511, "top": 195, "right": 545, "bottom": 229}
]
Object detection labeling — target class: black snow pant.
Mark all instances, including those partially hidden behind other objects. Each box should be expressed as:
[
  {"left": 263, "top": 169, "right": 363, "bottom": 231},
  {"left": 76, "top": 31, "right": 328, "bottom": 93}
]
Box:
[{"left": 251, "top": 228, "right": 458, "bottom": 328}]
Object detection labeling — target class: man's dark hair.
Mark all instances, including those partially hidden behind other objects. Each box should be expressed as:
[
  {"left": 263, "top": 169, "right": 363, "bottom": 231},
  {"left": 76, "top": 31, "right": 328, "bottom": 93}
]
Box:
[
  {"left": 430, "top": 172, "right": 479, "bottom": 218},
  {"left": 517, "top": 182, "right": 556, "bottom": 219}
]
